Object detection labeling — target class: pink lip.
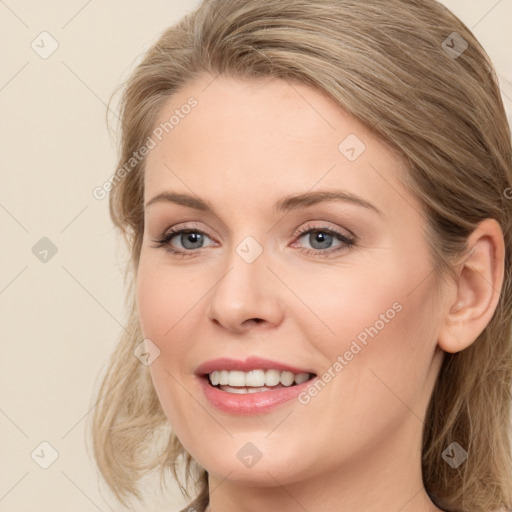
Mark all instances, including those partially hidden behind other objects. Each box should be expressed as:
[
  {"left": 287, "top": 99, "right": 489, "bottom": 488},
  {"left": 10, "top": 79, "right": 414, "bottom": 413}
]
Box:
[
  {"left": 194, "top": 356, "right": 317, "bottom": 415},
  {"left": 197, "top": 374, "right": 318, "bottom": 415},
  {"left": 195, "top": 356, "right": 313, "bottom": 375}
]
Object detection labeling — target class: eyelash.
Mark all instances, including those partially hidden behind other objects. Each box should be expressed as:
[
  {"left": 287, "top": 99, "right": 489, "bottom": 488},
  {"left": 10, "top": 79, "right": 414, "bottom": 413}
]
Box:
[{"left": 151, "top": 222, "right": 356, "bottom": 258}]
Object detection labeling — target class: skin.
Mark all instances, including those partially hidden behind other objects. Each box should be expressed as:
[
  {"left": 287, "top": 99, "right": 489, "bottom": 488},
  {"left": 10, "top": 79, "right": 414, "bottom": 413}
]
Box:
[{"left": 136, "top": 73, "right": 505, "bottom": 512}]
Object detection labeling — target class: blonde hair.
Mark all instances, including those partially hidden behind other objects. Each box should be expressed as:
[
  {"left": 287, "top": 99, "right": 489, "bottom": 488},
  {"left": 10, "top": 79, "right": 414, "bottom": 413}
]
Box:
[{"left": 87, "top": 1, "right": 512, "bottom": 510}]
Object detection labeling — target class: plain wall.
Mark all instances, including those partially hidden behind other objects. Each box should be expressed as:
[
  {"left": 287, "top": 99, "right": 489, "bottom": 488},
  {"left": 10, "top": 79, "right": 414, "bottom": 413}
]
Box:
[{"left": 1, "top": 1, "right": 511, "bottom": 511}]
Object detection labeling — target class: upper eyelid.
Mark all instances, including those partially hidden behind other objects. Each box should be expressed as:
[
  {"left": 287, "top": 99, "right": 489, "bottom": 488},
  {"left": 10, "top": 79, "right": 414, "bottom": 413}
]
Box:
[
  {"left": 157, "top": 223, "right": 355, "bottom": 247},
  {"left": 158, "top": 221, "right": 352, "bottom": 238},
  {"left": 151, "top": 222, "right": 358, "bottom": 261}
]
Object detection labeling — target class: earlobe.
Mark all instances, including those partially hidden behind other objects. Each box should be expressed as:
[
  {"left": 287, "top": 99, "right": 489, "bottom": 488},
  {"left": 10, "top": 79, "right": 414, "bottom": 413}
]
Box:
[{"left": 438, "top": 218, "right": 505, "bottom": 354}]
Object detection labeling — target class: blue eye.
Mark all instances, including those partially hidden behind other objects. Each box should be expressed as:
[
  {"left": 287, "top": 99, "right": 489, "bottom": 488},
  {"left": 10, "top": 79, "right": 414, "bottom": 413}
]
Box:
[
  {"left": 292, "top": 224, "right": 356, "bottom": 256},
  {"left": 152, "top": 226, "right": 214, "bottom": 256},
  {"left": 151, "top": 222, "right": 356, "bottom": 257}
]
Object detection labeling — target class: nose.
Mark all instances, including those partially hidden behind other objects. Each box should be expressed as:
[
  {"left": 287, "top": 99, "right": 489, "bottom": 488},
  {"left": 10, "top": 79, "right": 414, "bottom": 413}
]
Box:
[{"left": 206, "top": 244, "right": 285, "bottom": 334}]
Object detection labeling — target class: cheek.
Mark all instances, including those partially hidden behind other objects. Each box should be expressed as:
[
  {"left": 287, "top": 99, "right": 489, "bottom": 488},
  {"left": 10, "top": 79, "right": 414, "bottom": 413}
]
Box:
[
  {"left": 288, "top": 263, "right": 407, "bottom": 356},
  {"left": 317, "top": 270, "right": 438, "bottom": 422},
  {"left": 292, "top": 272, "right": 438, "bottom": 464},
  {"left": 301, "top": 250, "right": 438, "bottom": 400},
  {"left": 136, "top": 260, "right": 196, "bottom": 431},
  {"left": 136, "top": 258, "right": 196, "bottom": 411},
  {"left": 136, "top": 256, "right": 189, "bottom": 340},
  {"left": 137, "top": 266, "right": 165, "bottom": 340}
]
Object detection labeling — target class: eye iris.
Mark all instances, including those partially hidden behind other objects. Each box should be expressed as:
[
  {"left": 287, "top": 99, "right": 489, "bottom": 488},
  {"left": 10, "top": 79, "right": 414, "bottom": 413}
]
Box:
[
  {"left": 164, "top": 228, "right": 345, "bottom": 252},
  {"left": 310, "top": 231, "right": 332, "bottom": 250},
  {"left": 181, "top": 231, "right": 203, "bottom": 249}
]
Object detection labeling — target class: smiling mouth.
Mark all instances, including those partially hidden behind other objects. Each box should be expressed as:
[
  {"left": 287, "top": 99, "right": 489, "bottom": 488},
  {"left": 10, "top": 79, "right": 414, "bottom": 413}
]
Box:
[{"left": 204, "top": 369, "right": 317, "bottom": 394}]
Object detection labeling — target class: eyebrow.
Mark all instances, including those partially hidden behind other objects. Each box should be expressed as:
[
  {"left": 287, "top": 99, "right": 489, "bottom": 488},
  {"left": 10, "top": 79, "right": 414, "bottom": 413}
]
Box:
[{"left": 145, "top": 189, "right": 382, "bottom": 216}]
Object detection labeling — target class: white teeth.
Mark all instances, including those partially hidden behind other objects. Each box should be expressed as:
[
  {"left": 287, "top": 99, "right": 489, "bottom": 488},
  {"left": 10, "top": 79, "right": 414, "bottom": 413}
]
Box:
[
  {"left": 219, "top": 385, "right": 275, "bottom": 394},
  {"left": 223, "top": 386, "right": 248, "bottom": 394},
  {"left": 219, "top": 370, "right": 229, "bottom": 385},
  {"left": 207, "top": 369, "right": 312, "bottom": 388},
  {"left": 245, "top": 369, "right": 266, "bottom": 387},
  {"left": 280, "top": 371, "right": 295, "bottom": 386},
  {"left": 265, "top": 369, "right": 281, "bottom": 386},
  {"left": 294, "top": 372, "right": 310, "bottom": 384},
  {"left": 229, "top": 370, "right": 246, "bottom": 387}
]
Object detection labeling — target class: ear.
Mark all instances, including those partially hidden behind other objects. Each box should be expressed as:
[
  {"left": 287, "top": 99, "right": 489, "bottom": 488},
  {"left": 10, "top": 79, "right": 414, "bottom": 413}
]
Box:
[{"left": 438, "top": 218, "right": 505, "bottom": 354}]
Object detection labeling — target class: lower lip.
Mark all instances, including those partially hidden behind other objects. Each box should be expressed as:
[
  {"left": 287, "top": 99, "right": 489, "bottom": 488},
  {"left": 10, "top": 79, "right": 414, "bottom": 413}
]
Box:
[{"left": 198, "top": 375, "right": 317, "bottom": 415}]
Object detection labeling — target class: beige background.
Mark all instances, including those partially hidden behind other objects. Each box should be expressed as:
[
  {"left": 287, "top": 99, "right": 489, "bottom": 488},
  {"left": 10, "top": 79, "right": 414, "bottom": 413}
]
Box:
[{"left": 1, "top": 1, "right": 511, "bottom": 511}]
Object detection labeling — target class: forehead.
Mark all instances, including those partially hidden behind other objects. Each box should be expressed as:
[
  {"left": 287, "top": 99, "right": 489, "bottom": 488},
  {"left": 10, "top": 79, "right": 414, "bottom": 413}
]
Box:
[
  {"left": 148, "top": 73, "right": 380, "bottom": 153},
  {"left": 143, "top": 73, "right": 415, "bottom": 218}
]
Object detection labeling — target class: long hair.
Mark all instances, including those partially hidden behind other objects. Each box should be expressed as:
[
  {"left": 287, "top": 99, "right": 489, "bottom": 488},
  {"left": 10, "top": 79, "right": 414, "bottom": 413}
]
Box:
[{"left": 86, "top": 1, "right": 512, "bottom": 510}]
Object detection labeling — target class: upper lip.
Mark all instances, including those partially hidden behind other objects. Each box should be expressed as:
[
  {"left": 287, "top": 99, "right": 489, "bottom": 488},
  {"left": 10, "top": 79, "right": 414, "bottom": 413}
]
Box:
[{"left": 195, "top": 356, "right": 315, "bottom": 376}]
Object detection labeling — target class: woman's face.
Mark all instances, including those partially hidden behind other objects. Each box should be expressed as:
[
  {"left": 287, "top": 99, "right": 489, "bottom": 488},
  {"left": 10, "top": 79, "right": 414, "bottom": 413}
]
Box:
[{"left": 137, "top": 74, "right": 445, "bottom": 489}]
